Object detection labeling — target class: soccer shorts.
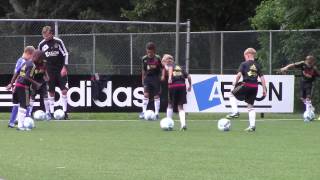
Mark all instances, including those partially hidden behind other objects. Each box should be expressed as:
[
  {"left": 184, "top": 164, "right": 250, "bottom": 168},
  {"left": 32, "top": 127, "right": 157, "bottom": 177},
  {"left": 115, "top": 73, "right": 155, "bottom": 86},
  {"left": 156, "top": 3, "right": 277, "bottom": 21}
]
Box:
[
  {"left": 143, "top": 76, "right": 161, "bottom": 95},
  {"left": 12, "top": 86, "right": 30, "bottom": 108},
  {"left": 168, "top": 86, "right": 187, "bottom": 105},
  {"left": 47, "top": 71, "right": 68, "bottom": 92},
  {"left": 31, "top": 82, "right": 48, "bottom": 99},
  {"left": 300, "top": 80, "right": 313, "bottom": 99},
  {"left": 232, "top": 83, "right": 258, "bottom": 105}
]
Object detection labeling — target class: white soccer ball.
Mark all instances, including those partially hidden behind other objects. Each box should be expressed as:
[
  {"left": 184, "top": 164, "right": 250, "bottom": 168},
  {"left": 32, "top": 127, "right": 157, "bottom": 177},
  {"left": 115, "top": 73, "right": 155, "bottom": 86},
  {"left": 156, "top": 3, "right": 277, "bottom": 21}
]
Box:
[
  {"left": 144, "top": 110, "right": 156, "bottom": 121},
  {"left": 24, "top": 117, "right": 35, "bottom": 129},
  {"left": 54, "top": 109, "right": 65, "bottom": 120},
  {"left": 33, "top": 110, "right": 46, "bottom": 120},
  {"left": 217, "top": 118, "right": 231, "bottom": 131},
  {"left": 160, "top": 118, "right": 174, "bottom": 130},
  {"left": 303, "top": 110, "right": 315, "bottom": 122}
]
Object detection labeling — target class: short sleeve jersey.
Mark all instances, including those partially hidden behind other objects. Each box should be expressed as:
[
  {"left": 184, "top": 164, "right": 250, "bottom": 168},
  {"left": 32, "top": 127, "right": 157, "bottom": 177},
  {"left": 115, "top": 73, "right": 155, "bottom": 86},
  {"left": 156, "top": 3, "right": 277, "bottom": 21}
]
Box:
[
  {"left": 16, "top": 61, "right": 36, "bottom": 86},
  {"left": 238, "top": 60, "right": 263, "bottom": 84},
  {"left": 142, "top": 54, "right": 162, "bottom": 77},
  {"left": 294, "top": 61, "right": 319, "bottom": 82}
]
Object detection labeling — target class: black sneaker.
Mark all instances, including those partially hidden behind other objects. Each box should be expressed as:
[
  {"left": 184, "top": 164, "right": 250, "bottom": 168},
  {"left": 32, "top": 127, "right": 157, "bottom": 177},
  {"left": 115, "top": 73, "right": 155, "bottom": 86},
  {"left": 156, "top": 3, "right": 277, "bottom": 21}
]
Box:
[
  {"left": 244, "top": 126, "right": 256, "bottom": 132},
  {"left": 64, "top": 112, "right": 69, "bottom": 120},
  {"left": 180, "top": 126, "right": 187, "bottom": 131},
  {"left": 226, "top": 112, "right": 240, "bottom": 119}
]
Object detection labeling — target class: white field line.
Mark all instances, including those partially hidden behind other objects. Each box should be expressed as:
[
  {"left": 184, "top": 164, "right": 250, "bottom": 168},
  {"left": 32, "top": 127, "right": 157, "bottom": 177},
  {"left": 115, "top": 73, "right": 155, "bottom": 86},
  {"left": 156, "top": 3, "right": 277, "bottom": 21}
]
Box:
[{"left": 0, "top": 119, "right": 303, "bottom": 122}]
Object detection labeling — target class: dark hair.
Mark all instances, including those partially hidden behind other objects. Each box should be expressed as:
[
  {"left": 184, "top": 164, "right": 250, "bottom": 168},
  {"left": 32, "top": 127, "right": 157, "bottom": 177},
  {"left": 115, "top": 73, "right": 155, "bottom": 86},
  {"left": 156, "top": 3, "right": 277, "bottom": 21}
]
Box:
[
  {"left": 306, "top": 55, "right": 315, "bottom": 61},
  {"left": 146, "top": 42, "right": 156, "bottom": 50},
  {"left": 42, "top": 26, "right": 54, "bottom": 34}
]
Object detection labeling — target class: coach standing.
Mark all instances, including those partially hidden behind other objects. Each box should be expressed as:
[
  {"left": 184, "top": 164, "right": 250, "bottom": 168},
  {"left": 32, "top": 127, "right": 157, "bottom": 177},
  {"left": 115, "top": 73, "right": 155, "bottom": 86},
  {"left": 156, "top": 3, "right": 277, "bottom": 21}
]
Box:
[{"left": 38, "top": 26, "right": 69, "bottom": 120}]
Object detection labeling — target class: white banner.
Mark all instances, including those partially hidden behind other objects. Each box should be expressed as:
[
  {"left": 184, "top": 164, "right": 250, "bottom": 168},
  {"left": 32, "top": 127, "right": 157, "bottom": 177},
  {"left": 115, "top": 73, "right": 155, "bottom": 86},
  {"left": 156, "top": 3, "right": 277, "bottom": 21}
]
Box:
[{"left": 185, "top": 75, "right": 295, "bottom": 113}]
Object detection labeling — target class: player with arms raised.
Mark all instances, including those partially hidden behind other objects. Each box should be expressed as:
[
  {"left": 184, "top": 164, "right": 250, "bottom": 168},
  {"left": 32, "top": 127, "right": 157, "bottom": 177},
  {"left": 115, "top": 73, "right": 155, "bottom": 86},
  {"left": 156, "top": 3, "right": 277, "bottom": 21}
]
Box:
[
  {"left": 227, "top": 48, "right": 267, "bottom": 132},
  {"left": 162, "top": 54, "right": 192, "bottom": 131},
  {"left": 38, "top": 26, "right": 69, "bottom": 120},
  {"left": 139, "top": 42, "right": 165, "bottom": 120}
]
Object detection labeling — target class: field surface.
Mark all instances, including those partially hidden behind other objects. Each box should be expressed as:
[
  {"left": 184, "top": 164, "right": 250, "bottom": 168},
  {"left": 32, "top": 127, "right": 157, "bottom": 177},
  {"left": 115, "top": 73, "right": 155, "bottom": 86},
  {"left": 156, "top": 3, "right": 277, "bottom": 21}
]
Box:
[{"left": 0, "top": 113, "right": 319, "bottom": 180}]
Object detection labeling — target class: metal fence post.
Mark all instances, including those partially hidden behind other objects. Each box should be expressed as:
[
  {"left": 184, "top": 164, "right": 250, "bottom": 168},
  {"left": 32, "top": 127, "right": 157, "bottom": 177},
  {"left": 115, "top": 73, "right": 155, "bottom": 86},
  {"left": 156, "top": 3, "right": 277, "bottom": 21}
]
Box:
[
  {"left": 23, "top": 36, "right": 26, "bottom": 49},
  {"left": 185, "top": 20, "right": 191, "bottom": 73},
  {"left": 269, "top": 31, "right": 272, "bottom": 74},
  {"left": 130, "top": 34, "right": 134, "bottom": 75},
  {"left": 54, "top": 21, "right": 59, "bottom": 37},
  {"left": 92, "top": 34, "right": 96, "bottom": 74},
  {"left": 220, "top": 32, "right": 224, "bottom": 74}
]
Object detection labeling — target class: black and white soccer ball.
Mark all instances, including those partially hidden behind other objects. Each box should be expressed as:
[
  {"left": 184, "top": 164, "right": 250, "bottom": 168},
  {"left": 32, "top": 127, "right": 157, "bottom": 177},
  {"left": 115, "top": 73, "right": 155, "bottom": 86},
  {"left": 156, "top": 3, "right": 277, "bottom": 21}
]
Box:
[{"left": 217, "top": 118, "right": 231, "bottom": 131}]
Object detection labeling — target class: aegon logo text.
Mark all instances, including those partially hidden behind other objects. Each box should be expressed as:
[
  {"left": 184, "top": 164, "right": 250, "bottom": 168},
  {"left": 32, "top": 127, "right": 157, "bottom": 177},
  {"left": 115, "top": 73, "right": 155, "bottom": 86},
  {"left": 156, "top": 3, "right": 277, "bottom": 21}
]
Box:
[{"left": 55, "top": 81, "right": 144, "bottom": 108}]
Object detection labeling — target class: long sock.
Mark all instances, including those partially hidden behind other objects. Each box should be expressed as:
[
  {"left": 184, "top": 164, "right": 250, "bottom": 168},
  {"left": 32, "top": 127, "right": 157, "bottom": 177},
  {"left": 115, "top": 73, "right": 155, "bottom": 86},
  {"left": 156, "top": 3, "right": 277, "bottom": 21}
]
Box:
[
  {"left": 142, "top": 98, "right": 149, "bottom": 113},
  {"left": 44, "top": 98, "right": 50, "bottom": 113},
  {"left": 154, "top": 98, "right": 160, "bottom": 115},
  {"left": 167, "top": 107, "right": 173, "bottom": 119},
  {"left": 305, "top": 100, "right": 312, "bottom": 112},
  {"left": 62, "top": 95, "right": 68, "bottom": 112},
  {"left": 179, "top": 110, "right": 186, "bottom": 128},
  {"left": 9, "top": 104, "right": 19, "bottom": 125},
  {"left": 229, "top": 96, "right": 238, "bottom": 114},
  {"left": 248, "top": 108, "right": 256, "bottom": 127},
  {"left": 26, "top": 100, "right": 34, "bottom": 117},
  {"left": 17, "top": 107, "right": 27, "bottom": 128},
  {"left": 49, "top": 96, "right": 55, "bottom": 113}
]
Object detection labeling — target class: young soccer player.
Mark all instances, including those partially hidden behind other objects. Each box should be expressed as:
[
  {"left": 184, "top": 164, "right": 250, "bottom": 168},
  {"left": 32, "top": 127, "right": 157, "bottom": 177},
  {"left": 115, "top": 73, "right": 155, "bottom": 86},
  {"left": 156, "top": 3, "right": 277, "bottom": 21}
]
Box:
[
  {"left": 162, "top": 54, "right": 192, "bottom": 131},
  {"left": 227, "top": 48, "right": 267, "bottom": 132},
  {"left": 280, "top": 55, "right": 319, "bottom": 112},
  {"left": 14, "top": 50, "right": 44, "bottom": 131},
  {"left": 139, "top": 42, "right": 165, "bottom": 120},
  {"left": 6, "top": 46, "right": 35, "bottom": 128}
]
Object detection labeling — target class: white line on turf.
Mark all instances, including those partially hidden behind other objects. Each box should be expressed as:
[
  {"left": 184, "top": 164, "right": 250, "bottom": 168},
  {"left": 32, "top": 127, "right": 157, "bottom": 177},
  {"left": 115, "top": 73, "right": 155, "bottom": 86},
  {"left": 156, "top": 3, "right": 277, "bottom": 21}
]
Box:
[{"left": 0, "top": 119, "right": 304, "bottom": 122}]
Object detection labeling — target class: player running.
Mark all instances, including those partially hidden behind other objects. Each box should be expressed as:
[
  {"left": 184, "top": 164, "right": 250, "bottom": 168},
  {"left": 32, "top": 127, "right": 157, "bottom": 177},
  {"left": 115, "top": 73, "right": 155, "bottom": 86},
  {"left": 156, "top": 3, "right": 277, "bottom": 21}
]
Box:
[
  {"left": 15, "top": 50, "right": 44, "bottom": 131},
  {"left": 6, "top": 46, "right": 35, "bottom": 128},
  {"left": 162, "top": 54, "right": 192, "bottom": 131},
  {"left": 38, "top": 26, "right": 69, "bottom": 120},
  {"left": 139, "top": 42, "right": 165, "bottom": 120},
  {"left": 226, "top": 48, "right": 267, "bottom": 132},
  {"left": 280, "top": 55, "right": 319, "bottom": 113}
]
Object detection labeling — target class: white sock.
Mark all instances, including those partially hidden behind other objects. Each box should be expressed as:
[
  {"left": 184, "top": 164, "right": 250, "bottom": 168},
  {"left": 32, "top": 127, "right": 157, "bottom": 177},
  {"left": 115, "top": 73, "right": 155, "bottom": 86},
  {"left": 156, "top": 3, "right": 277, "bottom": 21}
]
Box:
[
  {"left": 18, "top": 107, "right": 27, "bottom": 128},
  {"left": 44, "top": 98, "right": 50, "bottom": 113},
  {"left": 27, "top": 100, "right": 34, "bottom": 117},
  {"left": 179, "top": 110, "right": 186, "bottom": 128},
  {"left": 49, "top": 96, "right": 55, "bottom": 113},
  {"left": 154, "top": 98, "right": 160, "bottom": 115},
  {"left": 167, "top": 107, "right": 173, "bottom": 119},
  {"left": 142, "top": 98, "right": 149, "bottom": 113},
  {"left": 305, "top": 100, "right": 312, "bottom": 111},
  {"left": 230, "top": 96, "right": 238, "bottom": 114},
  {"left": 62, "top": 95, "right": 68, "bottom": 112},
  {"left": 248, "top": 108, "right": 256, "bottom": 127}
]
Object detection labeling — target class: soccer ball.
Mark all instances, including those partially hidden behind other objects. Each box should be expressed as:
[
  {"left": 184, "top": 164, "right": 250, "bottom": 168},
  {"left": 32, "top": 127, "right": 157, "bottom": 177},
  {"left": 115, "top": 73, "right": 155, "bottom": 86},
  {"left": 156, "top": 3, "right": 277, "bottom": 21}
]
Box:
[
  {"left": 24, "top": 117, "right": 35, "bottom": 129},
  {"left": 33, "top": 110, "right": 46, "bottom": 120},
  {"left": 144, "top": 110, "right": 156, "bottom": 121},
  {"left": 217, "top": 118, "right": 231, "bottom": 131},
  {"left": 54, "top": 109, "right": 65, "bottom": 120},
  {"left": 160, "top": 118, "right": 174, "bottom": 130},
  {"left": 303, "top": 110, "right": 315, "bottom": 122}
]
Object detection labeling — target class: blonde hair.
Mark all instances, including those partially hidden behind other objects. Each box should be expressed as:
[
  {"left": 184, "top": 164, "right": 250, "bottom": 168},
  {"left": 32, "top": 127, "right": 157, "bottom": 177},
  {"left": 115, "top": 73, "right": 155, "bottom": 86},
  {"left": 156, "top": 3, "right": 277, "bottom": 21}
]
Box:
[
  {"left": 162, "top": 54, "right": 174, "bottom": 63},
  {"left": 306, "top": 55, "right": 315, "bottom": 61},
  {"left": 23, "top": 46, "right": 35, "bottom": 54},
  {"left": 244, "top": 48, "right": 257, "bottom": 55}
]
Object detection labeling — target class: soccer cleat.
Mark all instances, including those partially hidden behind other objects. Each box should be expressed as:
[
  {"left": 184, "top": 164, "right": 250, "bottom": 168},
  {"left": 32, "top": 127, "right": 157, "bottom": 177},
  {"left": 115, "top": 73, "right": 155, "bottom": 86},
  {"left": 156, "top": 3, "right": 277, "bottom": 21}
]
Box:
[
  {"left": 180, "top": 126, "right": 187, "bottom": 131},
  {"left": 8, "top": 123, "right": 16, "bottom": 128},
  {"left": 244, "top": 126, "right": 256, "bottom": 132},
  {"left": 64, "top": 112, "right": 69, "bottom": 120},
  {"left": 155, "top": 114, "right": 160, "bottom": 120},
  {"left": 139, "top": 112, "right": 145, "bottom": 119},
  {"left": 226, "top": 112, "right": 240, "bottom": 119},
  {"left": 45, "top": 113, "right": 52, "bottom": 120}
]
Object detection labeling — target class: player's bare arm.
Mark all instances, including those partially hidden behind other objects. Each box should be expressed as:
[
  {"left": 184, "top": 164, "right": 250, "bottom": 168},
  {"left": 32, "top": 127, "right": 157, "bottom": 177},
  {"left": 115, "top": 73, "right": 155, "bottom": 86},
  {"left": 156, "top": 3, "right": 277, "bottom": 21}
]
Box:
[
  {"left": 187, "top": 75, "right": 192, "bottom": 92},
  {"left": 233, "top": 72, "right": 242, "bottom": 86},
  {"left": 260, "top": 75, "right": 267, "bottom": 96}
]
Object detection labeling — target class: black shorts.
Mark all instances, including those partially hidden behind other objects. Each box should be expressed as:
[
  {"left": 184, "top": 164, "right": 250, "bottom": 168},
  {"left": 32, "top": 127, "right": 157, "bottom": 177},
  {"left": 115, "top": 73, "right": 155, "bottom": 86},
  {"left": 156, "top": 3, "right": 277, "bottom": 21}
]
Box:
[
  {"left": 144, "top": 76, "right": 161, "bottom": 95},
  {"left": 300, "top": 80, "right": 313, "bottom": 99},
  {"left": 232, "top": 84, "right": 258, "bottom": 105},
  {"left": 31, "top": 82, "right": 48, "bottom": 99},
  {"left": 12, "top": 86, "right": 30, "bottom": 108},
  {"left": 168, "top": 87, "right": 187, "bottom": 105},
  {"left": 48, "top": 71, "right": 67, "bottom": 92}
]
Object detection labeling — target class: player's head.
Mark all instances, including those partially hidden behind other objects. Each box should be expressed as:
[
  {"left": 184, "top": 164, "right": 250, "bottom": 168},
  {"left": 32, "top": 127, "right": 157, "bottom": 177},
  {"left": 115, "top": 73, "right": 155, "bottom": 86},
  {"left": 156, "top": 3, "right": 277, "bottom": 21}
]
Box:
[
  {"left": 32, "top": 50, "right": 45, "bottom": 64},
  {"left": 146, "top": 42, "right": 156, "bottom": 58},
  {"left": 162, "top": 54, "right": 174, "bottom": 66},
  {"left": 42, "top": 26, "right": 54, "bottom": 41},
  {"left": 305, "top": 55, "right": 316, "bottom": 66},
  {"left": 22, "top": 46, "right": 35, "bottom": 60},
  {"left": 244, "top": 48, "right": 257, "bottom": 61}
]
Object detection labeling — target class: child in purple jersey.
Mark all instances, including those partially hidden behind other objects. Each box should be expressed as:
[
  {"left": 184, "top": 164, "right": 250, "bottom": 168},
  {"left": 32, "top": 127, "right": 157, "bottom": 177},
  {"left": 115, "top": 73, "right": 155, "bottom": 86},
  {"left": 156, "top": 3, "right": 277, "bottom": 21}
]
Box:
[{"left": 6, "top": 46, "right": 35, "bottom": 128}]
